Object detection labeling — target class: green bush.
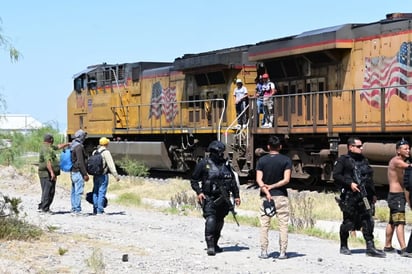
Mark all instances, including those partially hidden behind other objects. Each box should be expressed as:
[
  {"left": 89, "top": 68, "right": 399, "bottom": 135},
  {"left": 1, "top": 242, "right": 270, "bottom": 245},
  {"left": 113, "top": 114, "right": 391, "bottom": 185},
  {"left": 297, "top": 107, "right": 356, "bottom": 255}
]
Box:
[
  {"left": 117, "top": 192, "right": 142, "bottom": 206},
  {"left": 0, "top": 126, "right": 62, "bottom": 166},
  {"left": 117, "top": 157, "right": 149, "bottom": 177},
  {"left": 0, "top": 194, "right": 42, "bottom": 240}
]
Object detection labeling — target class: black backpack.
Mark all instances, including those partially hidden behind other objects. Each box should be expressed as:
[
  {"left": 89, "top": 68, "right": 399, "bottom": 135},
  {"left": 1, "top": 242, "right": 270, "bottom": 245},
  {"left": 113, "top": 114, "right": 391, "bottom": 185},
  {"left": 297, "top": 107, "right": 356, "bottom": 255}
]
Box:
[{"left": 87, "top": 149, "right": 106, "bottom": 176}]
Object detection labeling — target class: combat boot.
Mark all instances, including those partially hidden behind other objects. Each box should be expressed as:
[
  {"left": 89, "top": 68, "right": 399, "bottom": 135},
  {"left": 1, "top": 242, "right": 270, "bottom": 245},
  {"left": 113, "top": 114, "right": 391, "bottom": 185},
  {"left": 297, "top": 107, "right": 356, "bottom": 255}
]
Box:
[
  {"left": 366, "top": 241, "right": 386, "bottom": 258},
  {"left": 339, "top": 237, "right": 351, "bottom": 255},
  {"left": 340, "top": 246, "right": 351, "bottom": 255},
  {"left": 214, "top": 235, "right": 223, "bottom": 253},
  {"left": 206, "top": 236, "right": 215, "bottom": 256}
]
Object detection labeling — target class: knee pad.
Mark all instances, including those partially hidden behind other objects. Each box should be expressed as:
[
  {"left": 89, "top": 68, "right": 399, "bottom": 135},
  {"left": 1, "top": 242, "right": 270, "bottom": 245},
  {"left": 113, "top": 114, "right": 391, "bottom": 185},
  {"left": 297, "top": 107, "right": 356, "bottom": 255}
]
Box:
[{"left": 205, "top": 216, "right": 217, "bottom": 236}]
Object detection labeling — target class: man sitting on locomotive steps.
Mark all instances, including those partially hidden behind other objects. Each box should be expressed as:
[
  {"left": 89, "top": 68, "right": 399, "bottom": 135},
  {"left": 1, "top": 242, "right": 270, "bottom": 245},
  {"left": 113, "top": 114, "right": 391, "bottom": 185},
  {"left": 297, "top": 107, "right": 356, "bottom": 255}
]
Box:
[
  {"left": 333, "top": 136, "right": 385, "bottom": 257},
  {"left": 190, "top": 140, "right": 241, "bottom": 256}
]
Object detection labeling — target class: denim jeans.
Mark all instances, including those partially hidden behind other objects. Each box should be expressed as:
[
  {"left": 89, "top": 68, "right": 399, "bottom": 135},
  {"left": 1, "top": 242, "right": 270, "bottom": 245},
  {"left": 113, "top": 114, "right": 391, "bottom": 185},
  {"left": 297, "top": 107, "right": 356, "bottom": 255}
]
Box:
[
  {"left": 70, "top": 171, "right": 85, "bottom": 212},
  {"left": 93, "top": 174, "right": 108, "bottom": 214},
  {"left": 256, "top": 99, "right": 265, "bottom": 126}
]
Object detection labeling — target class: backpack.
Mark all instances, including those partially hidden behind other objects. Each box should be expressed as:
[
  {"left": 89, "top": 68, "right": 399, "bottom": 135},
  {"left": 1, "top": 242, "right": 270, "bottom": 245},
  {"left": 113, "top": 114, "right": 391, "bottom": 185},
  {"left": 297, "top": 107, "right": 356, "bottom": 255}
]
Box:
[
  {"left": 85, "top": 192, "right": 108, "bottom": 208},
  {"left": 86, "top": 149, "right": 106, "bottom": 175},
  {"left": 60, "top": 148, "right": 73, "bottom": 172}
]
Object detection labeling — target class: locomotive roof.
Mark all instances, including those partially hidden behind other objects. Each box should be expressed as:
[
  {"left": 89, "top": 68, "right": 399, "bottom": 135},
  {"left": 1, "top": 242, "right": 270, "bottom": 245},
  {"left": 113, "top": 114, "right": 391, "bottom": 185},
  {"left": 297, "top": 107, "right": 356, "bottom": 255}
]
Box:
[
  {"left": 73, "top": 61, "right": 172, "bottom": 79},
  {"left": 248, "top": 24, "right": 355, "bottom": 61},
  {"left": 173, "top": 45, "right": 253, "bottom": 71},
  {"left": 141, "top": 65, "right": 175, "bottom": 77},
  {"left": 249, "top": 13, "right": 412, "bottom": 62}
]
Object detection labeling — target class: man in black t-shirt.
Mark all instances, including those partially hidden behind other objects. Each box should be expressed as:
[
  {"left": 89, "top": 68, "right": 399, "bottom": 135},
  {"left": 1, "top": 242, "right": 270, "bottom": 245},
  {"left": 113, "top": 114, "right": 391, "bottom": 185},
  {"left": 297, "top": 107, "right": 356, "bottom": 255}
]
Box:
[{"left": 256, "top": 136, "right": 292, "bottom": 259}]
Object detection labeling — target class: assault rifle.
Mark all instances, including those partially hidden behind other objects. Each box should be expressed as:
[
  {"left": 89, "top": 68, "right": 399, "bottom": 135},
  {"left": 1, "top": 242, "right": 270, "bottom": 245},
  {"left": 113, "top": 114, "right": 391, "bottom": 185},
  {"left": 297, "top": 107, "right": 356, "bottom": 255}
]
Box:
[
  {"left": 353, "top": 164, "right": 372, "bottom": 215},
  {"left": 215, "top": 180, "right": 240, "bottom": 227}
]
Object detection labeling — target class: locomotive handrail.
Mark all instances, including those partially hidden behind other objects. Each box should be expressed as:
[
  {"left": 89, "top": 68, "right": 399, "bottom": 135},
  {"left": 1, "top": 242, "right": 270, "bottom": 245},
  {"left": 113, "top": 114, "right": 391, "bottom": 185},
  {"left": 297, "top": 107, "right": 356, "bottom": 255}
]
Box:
[
  {"left": 271, "top": 83, "right": 412, "bottom": 98},
  {"left": 110, "top": 98, "right": 226, "bottom": 140},
  {"left": 224, "top": 104, "right": 250, "bottom": 146},
  {"left": 246, "top": 82, "right": 412, "bottom": 137}
]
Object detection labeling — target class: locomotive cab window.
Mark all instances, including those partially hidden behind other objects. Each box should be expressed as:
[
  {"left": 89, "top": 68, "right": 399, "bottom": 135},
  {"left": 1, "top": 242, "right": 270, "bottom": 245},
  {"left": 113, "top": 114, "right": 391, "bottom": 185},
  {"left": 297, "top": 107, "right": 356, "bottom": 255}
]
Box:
[
  {"left": 74, "top": 77, "right": 84, "bottom": 93},
  {"left": 194, "top": 71, "right": 225, "bottom": 86}
]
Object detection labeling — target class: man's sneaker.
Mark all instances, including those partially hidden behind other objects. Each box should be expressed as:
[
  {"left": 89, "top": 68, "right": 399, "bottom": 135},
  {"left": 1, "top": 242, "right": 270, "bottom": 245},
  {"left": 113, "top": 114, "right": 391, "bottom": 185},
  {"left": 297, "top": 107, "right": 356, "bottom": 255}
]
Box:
[
  {"left": 278, "top": 252, "right": 288, "bottom": 259},
  {"left": 258, "top": 251, "right": 269, "bottom": 259},
  {"left": 384, "top": 246, "right": 396, "bottom": 253},
  {"left": 400, "top": 248, "right": 412, "bottom": 258},
  {"left": 340, "top": 246, "right": 352, "bottom": 255}
]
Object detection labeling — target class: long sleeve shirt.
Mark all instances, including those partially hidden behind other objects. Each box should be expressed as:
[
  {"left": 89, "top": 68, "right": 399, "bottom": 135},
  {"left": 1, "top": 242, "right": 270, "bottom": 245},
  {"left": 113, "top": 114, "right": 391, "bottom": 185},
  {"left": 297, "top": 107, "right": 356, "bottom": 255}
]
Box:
[{"left": 97, "top": 146, "right": 120, "bottom": 180}]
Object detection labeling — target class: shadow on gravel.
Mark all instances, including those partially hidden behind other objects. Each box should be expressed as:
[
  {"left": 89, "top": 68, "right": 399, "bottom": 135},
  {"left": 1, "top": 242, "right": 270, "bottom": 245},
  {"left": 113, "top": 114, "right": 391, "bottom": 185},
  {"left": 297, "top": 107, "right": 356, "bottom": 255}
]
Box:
[
  {"left": 105, "top": 211, "right": 127, "bottom": 216},
  {"left": 51, "top": 210, "right": 73, "bottom": 215},
  {"left": 270, "top": 251, "right": 305, "bottom": 259},
  {"left": 350, "top": 248, "right": 368, "bottom": 255},
  {"left": 221, "top": 245, "right": 249, "bottom": 252}
]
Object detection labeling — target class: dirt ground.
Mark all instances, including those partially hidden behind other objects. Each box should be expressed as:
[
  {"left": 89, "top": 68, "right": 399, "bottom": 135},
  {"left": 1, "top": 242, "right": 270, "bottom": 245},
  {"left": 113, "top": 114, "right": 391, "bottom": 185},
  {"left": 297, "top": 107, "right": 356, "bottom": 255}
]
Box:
[{"left": 0, "top": 165, "right": 411, "bottom": 274}]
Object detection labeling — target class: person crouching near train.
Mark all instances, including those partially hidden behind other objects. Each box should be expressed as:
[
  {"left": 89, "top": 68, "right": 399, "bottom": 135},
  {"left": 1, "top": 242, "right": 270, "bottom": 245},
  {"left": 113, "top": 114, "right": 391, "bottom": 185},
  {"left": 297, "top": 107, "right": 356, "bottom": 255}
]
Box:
[
  {"left": 255, "top": 135, "right": 291, "bottom": 260},
  {"left": 333, "top": 136, "right": 385, "bottom": 257},
  {"left": 92, "top": 137, "right": 120, "bottom": 215},
  {"left": 190, "top": 140, "right": 241, "bottom": 256}
]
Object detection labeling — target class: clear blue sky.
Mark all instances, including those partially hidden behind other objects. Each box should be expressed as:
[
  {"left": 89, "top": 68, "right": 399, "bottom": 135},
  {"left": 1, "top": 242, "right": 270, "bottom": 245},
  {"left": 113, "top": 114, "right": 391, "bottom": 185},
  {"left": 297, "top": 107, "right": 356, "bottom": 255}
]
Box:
[{"left": 0, "top": 1, "right": 410, "bottom": 132}]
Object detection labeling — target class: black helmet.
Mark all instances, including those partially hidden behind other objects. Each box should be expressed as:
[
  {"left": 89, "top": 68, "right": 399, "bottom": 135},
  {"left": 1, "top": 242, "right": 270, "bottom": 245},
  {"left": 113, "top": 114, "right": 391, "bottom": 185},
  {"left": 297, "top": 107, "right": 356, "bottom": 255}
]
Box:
[{"left": 208, "top": 140, "right": 225, "bottom": 154}]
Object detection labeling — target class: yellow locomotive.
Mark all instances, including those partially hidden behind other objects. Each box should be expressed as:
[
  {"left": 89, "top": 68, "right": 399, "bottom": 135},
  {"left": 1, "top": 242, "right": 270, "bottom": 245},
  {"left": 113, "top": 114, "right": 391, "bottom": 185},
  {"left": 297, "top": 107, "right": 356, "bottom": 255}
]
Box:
[{"left": 67, "top": 13, "right": 412, "bottom": 185}]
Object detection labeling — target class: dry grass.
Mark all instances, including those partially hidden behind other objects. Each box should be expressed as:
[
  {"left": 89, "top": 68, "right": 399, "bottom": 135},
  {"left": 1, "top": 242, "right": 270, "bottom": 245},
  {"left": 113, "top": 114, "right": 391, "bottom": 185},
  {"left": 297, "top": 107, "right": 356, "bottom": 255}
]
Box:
[{"left": 53, "top": 171, "right": 412, "bottom": 224}]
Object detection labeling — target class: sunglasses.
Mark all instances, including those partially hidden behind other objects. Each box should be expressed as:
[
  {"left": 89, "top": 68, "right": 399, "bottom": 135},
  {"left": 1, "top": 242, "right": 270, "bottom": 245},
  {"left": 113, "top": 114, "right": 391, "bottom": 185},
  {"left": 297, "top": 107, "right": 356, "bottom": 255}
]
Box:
[{"left": 352, "top": 145, "right": 363, "bottom": 148}]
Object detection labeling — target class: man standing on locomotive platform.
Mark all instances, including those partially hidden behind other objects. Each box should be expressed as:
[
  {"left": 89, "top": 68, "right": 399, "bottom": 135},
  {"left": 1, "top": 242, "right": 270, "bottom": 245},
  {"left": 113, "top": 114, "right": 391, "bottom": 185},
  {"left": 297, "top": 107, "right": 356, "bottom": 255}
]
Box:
[
  {"left": 255, "top": 135, "right": 291, "bottom": 260},
  {"left": 190, "top": 140, "right": 241, "bottom": 256},
  {"left": 255, "top": 75, "right": 265, "bottom": 127},
  {"left": 333, "top": 136, "right": 385, "bottom": 257},
  {"left": 70, "top": 129, "right": 89, "bottom": 215},
  {"left": 384, "top": 139, "right": 412, "bottom": 257},
  {"left": 233, "top": 79, "right": 248, "bottom": 128},
  {"left": 261, "top": 73, "right": 276, "bottom": 128}
]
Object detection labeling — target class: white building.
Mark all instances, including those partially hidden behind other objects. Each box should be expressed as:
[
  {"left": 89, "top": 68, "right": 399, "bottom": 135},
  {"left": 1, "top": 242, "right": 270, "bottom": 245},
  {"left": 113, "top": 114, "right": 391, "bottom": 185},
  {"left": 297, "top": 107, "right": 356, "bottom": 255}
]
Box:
[{"left": 0, "top": 114, "right": 44, "bottom": 134}]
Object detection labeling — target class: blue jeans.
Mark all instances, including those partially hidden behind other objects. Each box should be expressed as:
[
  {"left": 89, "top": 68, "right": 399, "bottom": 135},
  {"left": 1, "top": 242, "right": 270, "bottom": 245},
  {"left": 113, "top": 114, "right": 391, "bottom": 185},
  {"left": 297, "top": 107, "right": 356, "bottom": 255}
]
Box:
[
  {"left": 256, "top": 99, "right": 265, "bottom": 126},
  {"left": 93, "top": 174, "right": 108, "bottom": 214},
  {"left": 70, "top": 171, "right": 85, "bottom": 212}
]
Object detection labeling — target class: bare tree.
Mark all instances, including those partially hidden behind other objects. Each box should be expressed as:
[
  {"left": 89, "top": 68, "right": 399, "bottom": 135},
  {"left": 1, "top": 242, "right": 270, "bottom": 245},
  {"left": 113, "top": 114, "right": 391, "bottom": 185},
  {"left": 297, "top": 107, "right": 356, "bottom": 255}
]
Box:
[
  {"left": 0, "top": 18, "right": 20, "bottom": 62},
  {"left": 0, "top": 17, "right": 20, "bottom": 114}
]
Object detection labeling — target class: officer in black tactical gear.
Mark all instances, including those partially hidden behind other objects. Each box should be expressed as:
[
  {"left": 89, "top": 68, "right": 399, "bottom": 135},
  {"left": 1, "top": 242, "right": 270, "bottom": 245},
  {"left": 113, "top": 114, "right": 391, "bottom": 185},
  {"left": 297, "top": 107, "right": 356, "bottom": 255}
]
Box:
[
  {"left": 333, "top": 136, "right": 385, "bottom": 257},
  {"left": 190, "top": 140, "right": 241, "bottom": 256}
]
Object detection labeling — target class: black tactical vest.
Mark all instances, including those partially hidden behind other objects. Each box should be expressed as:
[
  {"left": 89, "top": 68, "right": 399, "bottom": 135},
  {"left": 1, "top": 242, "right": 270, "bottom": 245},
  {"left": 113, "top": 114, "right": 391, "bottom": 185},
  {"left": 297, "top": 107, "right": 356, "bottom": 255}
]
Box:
[{"left": 203, "top": 159, "right": 234, "bottom": 196}]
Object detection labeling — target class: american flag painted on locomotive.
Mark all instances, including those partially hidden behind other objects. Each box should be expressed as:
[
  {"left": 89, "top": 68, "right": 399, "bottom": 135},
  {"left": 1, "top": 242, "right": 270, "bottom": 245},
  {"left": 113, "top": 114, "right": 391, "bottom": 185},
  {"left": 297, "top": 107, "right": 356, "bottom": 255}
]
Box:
[
  {"left": 361, "top": 42, "right": 412, "bottom": 108},
  {"left": 149, "top": 82, "right": 163, "bottom": 119},
  {"left": 149, "top": 82, "right": 178, "bottom": 122},
  {"left": 162, "top": 86, "right": 178, "bottom": 123}
]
